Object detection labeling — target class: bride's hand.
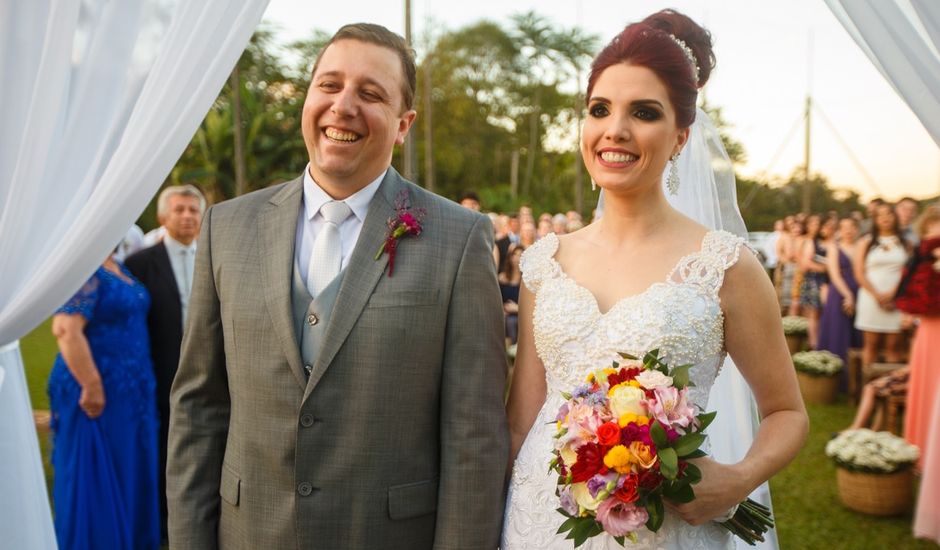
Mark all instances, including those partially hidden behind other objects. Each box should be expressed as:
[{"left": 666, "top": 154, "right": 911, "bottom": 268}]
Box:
[{"left": 664, "top": 457, "right": 749, "bottom": 526}]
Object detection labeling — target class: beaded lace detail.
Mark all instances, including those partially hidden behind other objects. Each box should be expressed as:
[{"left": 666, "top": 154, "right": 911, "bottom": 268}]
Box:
[{"left": 502, "top": 231, "right": 744, "bottom": 550}]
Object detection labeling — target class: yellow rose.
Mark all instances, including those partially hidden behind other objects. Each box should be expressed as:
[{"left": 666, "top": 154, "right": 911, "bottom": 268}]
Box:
[
  {"left": 629, "top": 442, "right": 658, "bottom": 470},
  {"left": 572, "top": 482, "right": 600, "bottom": 511},
  {"left": 609, "top": 385, "right": 646, "bottom": 418}
]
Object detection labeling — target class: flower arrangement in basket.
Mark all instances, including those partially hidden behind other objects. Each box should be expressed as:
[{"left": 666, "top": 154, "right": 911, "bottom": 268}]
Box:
[
  {"left": 792, "top": 351, "right": 843, "bottom": 377},
  {"left": 825, "top": 429, "right": 919, "bottom": 516},
  {"left": 781, "top": 316, "right": 808, "bottom": 335},
  {"left": 826, "top": 429, "right": 919, "bottom": 474},
  {"left": 792, "top": 350, "right": 843, "bottom": 404},
  {"left": 551, "top": 350, "right": 773, "bottom": 547}
]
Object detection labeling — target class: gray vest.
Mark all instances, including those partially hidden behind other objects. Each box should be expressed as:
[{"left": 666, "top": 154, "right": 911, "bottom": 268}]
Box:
[{"left": 291, "top": 260, "right": 346, "bottom": 379}]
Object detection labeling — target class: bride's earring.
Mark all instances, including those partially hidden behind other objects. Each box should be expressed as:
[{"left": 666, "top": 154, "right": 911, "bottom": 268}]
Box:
[
  {"left": 591, "top": 178, "right": 597, "bottom": 192},
  {"left": 667, "top": 153, "right": 680, "bottom": 195}
]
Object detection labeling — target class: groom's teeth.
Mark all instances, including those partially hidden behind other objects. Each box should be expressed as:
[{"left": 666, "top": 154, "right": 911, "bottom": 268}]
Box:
[
  {"left": 600, "top": 152, "right": 637, "bottom": 163},
  {"left": 325, "top": 128, "right": 360, "bottom": 142}
]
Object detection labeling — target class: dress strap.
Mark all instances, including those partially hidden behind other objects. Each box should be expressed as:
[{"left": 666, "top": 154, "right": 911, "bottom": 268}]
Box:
[
  {"left": 519, "top": 233, "right": 561, "bottom": 294},
  {"left": 669, "top": 230, "right": 745, "bottom": 295}
]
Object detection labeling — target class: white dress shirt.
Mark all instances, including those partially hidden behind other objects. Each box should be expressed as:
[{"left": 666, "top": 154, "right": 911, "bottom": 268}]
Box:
[
  {"left": 294, "top": 165, "right": 386, "bottom": 285},
  {"left": 163, "top": 234, "right": 197, "bottom": 325}
]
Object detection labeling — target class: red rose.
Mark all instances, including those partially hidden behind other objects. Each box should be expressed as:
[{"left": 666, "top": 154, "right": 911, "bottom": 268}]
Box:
[
  {"left": 597, "top": 422, "right": 621, "bottom": 447},
  {"left": 570, "top": 442, "right": 605, "bottom": 483},
  {"left": 608, "top": 367, "right": 642, "bottom": 387},
  {"left": 615, "top": 474, "right": 640, "bottom": 503},
  {"left": 636, "top": 468, "right": 661, "bottom": 490}
]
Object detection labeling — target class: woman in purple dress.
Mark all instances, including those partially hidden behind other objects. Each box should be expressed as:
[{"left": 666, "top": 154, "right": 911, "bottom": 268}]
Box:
[{"left": 817, "top": 217, "right": 862, "bottom": 390}]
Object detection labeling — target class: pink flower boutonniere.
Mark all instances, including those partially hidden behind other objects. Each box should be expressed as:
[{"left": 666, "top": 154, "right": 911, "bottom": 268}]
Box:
[{"left": 374, "top": 189, "right": 426, "bottom": 276}]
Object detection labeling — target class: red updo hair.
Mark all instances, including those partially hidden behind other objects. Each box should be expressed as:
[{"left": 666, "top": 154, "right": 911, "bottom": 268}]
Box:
[{"left": 586, "top": 9, "right": 715, "bottom": 129}]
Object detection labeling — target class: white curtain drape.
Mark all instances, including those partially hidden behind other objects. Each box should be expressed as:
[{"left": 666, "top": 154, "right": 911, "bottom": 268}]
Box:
[
  {"left": 0, "top": 0, "right": 269, "bottom": 546},
  {"left": 824, "top": 0, "right": 940, "bottom": 148}
]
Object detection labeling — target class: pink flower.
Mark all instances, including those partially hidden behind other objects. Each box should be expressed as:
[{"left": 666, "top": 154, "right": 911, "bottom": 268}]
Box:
[
  {"left": 644, "top": 386, "right": 696, "bottom": 429},
  {"left": 595, "top": 499, "right": 649, "bottom": 537},
  {"left": 559, "top": 403, "right": 603, "bottom": 447}
]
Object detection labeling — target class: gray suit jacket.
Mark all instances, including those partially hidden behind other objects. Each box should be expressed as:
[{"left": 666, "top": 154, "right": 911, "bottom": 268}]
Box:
[{"left": 167, "top": 169, "right": 509, "bottom": 549}]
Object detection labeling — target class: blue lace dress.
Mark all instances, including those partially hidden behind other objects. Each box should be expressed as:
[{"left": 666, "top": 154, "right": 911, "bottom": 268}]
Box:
[{"left": 47, "top": 266, "right": 160, "bottom": 550}]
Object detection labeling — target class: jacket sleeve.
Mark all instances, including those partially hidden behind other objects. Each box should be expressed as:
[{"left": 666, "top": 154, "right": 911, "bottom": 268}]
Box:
[
  {"left": 166, "top": 206, "right": 229, "bottom": 549},
  {"left": 433, "top": 215, "right": 510, "bottom": 549}
]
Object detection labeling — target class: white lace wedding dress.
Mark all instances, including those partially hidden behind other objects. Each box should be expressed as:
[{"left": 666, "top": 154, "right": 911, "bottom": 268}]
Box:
[{"left": 502, "top": 230, "right": 745, "bottom": 550}]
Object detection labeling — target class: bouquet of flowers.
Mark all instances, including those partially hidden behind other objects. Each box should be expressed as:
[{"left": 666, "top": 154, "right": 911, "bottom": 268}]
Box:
[
  {"left": 826, "top": 429, "right": 919, "bottom": 474},
  {"left": 552, "top": 350, "right": 773, "bottom": 547},
  {"left": 792, "top": 350, "right": 843, "bottom": 377},
  {"left": 781, "top": 316, "right": 809, "bottom": 335}
]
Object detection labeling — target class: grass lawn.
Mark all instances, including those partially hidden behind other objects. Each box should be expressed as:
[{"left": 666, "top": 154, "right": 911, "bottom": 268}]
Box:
[{"left": 17, "top": 319, "right": 940, "bottom": 549}]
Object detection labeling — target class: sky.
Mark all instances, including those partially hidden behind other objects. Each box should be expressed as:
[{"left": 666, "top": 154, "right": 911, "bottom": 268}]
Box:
[{"left": 262, "top": 0, "right": 940, "bottom": 201}]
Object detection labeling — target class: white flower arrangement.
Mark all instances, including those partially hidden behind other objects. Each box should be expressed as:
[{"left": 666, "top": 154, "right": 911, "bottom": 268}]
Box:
[
  {"left": 826, "top": 429, "right": 919, "bottom": 474},
  {"left": 781, "top": 316, "right": 809, "bottom": 335},
  {"left": 792, "top": 350, "right": 843, "bottom": 377}
]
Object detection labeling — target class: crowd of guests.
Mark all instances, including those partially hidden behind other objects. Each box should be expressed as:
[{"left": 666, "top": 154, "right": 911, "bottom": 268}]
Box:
[
  {"left": 767, "top": 197, "right": 940, "bottom": 541},
  {"left": 457, "top": 192, "right": 589, "bottom": 350},
  {"left": 48, "top": 185, "right": 205, "bottom": 549}
]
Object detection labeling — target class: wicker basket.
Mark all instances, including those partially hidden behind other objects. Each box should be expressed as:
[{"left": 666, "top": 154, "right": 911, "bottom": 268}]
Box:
[
  {"left": 796, "top": 371, "right": 838, "bottom": 404},
  {"left": 836, "top": 467, "right": 913, "bottom": 516},
  {"left": 785, "top": 334, "right": 805, "bottom": 355}
]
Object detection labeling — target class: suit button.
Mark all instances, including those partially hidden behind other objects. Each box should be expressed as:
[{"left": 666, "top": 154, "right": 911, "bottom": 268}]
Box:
[
  {"left": 307, "top": 313, "right": 319, "bottom": 326},
  {"left": 300, "top": 414, "right": 315, "bottom": 428},
  {"left": 297, "top": 482, "right": 313, "bottom": 496}
]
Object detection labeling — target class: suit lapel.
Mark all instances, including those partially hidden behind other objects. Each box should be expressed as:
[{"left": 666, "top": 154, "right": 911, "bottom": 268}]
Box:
[
  {"left": 304, "top": 170, "right": 400, "bottom": 398},
  {"left": 259, "top": 177, "right": 307, "bottom": 390}
]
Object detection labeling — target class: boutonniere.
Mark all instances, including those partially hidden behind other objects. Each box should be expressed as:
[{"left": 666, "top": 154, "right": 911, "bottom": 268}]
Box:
[{"left": 374, "top": 189, "right": 426, "bottom": 276}]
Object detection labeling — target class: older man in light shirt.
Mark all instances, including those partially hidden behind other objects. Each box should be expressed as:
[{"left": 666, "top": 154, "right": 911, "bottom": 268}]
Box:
[{"left": 125, "top": 183, "right": 205, "bottom": 541}]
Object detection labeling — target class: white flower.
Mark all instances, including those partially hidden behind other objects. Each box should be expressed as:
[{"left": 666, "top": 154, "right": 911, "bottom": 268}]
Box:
[
  {"left": 572, "top": 482, "right": 601, "bottom": 511},
  {"left": 609, "top": 385, "right": 647, "bottom": 418},
  {"left": 826, "top": 429, "right": 919, "bottom": 473},
  {"left": 635, "top": 370, "right": 674, "bottom": 390},
  {"left": 793, "top": 350, "right": 844, "bottom": 376}
]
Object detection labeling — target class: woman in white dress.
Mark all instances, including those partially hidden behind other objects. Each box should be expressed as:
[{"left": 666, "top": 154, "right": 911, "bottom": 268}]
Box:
[
  {"left": 503, "top": 10, "right": 808, "bottom": 549},
  {"left": 852, "top": 202, "right": 910, "bottom": 368}
]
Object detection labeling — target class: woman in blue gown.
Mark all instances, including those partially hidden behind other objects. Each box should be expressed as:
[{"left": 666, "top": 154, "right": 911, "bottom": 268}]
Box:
[{"left": 47, "top": 255, "right": 160, "bottom": 550}]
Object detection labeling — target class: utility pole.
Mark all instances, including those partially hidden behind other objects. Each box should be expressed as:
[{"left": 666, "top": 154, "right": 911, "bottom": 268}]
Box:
[
  {"left": 402, "top": 0, "right": 417, "bottom": 183},
  {"left": 802, "top": 31, "right": 813, "bottom": 214},
  {"left": 423, "top": 50, "right": 434, "bottom": 192},
  {"left": 231, "top": 66, "right": 247, "bottom": 197}
]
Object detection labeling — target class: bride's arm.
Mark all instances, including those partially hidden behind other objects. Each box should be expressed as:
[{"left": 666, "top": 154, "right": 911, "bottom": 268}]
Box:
[
  {"left": 505, "top": 281, "right": 548, "bottom": 472},
  {"left": 670, "top": 248, "right": 809, "bottom": 525}
]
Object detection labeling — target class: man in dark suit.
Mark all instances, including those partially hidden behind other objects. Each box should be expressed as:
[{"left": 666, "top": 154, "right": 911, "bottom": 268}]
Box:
[{"left": 124, "top": 183, "right": 205, "bottom": 539}]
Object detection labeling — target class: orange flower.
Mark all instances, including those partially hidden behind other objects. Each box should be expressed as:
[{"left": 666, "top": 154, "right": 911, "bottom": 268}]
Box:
[
  {"left": 614, "top": 474, "right": 640, "bottom": 503},
  {"left": 597, "top": 422, "right": 621, "bottom": 447},
  {"left": 628, "top": 442, "right": 658, "bottom": 470}
]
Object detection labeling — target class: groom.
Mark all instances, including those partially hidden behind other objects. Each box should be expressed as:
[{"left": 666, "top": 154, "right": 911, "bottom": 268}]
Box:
[{"left": 166, "top": 23, "right": 509, "bottom": 549}]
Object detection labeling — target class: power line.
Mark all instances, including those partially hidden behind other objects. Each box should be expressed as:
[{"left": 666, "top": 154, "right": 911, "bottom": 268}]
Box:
[{"left": 812, "top": 102, "right": 885, "bottom": 197}]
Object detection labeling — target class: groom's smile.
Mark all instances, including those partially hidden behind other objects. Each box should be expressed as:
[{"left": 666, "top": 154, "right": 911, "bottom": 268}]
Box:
[{"left": 302, "top": 39, "right": 417, "bottom": 199}]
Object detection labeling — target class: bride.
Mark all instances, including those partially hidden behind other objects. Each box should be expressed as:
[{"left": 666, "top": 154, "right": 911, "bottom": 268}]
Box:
[{"left": 502, "top": 9, "right": 808, "bottom": 549}]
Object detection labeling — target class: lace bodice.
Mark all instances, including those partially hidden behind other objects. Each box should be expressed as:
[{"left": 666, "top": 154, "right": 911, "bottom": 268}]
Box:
[{"left": 503, "top": 230, "right": 745, "bottom": 550}]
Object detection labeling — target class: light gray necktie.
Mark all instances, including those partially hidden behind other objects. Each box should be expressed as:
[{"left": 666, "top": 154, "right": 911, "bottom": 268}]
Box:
[
  {"left": 180, "top": 248, "right": 193, "bottom": 298},
  {"left": 307, "top": 200, "right": 351, "bottom": 296}
]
